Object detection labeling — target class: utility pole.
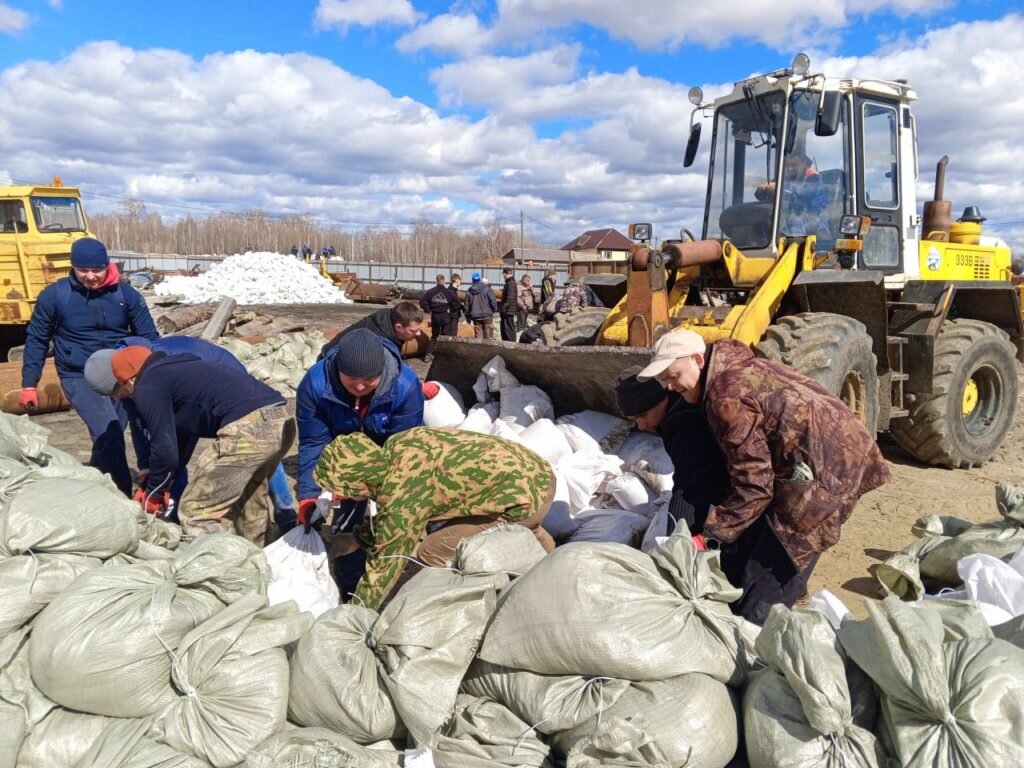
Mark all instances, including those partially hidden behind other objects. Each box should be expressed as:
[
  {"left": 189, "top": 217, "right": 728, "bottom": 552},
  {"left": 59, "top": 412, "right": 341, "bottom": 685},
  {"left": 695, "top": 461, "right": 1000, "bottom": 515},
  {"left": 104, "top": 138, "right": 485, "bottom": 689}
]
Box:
[{"left": 520, "top": 209, "right": 525, "bottom": 260}]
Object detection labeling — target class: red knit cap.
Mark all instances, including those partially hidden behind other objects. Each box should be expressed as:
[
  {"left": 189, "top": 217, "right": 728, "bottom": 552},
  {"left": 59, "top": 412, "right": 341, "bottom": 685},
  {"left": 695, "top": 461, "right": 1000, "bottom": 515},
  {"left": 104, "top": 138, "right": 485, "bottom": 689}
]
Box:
[{"left": 111, "top": 346, "right": 152, "bottom": 384}]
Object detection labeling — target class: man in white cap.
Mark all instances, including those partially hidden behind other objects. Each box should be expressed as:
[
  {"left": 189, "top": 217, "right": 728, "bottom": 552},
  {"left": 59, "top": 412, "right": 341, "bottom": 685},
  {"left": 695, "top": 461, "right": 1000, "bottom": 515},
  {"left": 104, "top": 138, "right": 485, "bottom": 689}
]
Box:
[{"left": 637, "top": 329, "right": 890, "bottom": 624}]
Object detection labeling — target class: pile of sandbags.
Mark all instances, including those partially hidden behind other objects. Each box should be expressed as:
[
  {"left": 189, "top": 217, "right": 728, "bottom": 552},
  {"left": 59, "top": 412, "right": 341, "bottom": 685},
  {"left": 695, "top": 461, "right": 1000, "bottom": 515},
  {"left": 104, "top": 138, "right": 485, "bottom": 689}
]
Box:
[
  {"left": 154, "top": 252, "right": 350, "bottom": 304},
  {"left": 424, "top": 354, "right": 672, "bottom": 550},
  {"left": 218, "top": 331, "right": 327, "bottom": 396},
  {"left": 877, "top": 482, "right": 1024, "bottom": 608}
]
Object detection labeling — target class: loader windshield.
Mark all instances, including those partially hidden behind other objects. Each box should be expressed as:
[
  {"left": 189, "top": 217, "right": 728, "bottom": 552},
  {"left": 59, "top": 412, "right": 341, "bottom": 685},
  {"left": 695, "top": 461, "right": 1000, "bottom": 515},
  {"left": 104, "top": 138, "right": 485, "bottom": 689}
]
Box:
[
  {"left": 30, "top": 196, "right": 87, "bottom": 233},
  {"left": 705, "top": 90, "right": 785, "bottom": 250}
]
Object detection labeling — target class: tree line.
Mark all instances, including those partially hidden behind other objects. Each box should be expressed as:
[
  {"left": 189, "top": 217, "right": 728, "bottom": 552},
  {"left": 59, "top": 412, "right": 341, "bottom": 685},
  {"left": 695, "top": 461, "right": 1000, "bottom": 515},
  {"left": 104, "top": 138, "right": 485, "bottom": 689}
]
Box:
[{"left": 89, "top": 201, "right": 546, "bottom": 263}]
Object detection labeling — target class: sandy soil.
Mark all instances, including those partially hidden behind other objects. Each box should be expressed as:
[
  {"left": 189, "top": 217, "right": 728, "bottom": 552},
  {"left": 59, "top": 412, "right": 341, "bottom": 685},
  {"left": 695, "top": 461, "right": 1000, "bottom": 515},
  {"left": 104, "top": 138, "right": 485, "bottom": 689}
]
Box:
[{"left": 30, "top": 301, "right": 1024, "bottom": 616}]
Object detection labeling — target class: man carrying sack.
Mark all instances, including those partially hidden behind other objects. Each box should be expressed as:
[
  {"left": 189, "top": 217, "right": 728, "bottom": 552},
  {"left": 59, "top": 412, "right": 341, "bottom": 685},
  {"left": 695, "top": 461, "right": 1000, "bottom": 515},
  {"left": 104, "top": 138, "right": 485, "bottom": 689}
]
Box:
[{"left": 311, "top": 426, "right": 555, "bottom": 609}]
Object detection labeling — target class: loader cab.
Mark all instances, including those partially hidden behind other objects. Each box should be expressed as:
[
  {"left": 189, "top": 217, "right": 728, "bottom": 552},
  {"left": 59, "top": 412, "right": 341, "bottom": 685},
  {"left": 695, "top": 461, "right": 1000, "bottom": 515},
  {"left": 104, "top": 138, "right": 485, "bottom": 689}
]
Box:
[{"left": 702, "top": 69, "right": 917, "bottom": 282}]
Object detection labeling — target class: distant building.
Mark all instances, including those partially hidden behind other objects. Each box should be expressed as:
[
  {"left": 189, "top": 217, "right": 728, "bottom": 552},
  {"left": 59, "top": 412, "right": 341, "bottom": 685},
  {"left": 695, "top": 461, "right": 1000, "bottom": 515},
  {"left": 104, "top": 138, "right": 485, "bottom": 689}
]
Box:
[
  {"left": 559, "top": 228, "right": 633, "bottom": 261},
  {"left": 501, "top": 247, "right": 572, "bottom": 264}
]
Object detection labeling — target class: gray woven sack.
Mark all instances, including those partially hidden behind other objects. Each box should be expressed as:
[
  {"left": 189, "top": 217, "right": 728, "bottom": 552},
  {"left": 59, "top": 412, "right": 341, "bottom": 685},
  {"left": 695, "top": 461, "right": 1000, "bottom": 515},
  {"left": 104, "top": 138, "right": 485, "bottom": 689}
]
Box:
[
  {"left": 743, "top": 606, "right": 883, "bottom": 768},
  {"left": 29, "top": 534, "right": 268, "bottom": 717},
  {"left": 244, "top": 727, "right": 404, "bottom": 768},
  {"left": 287, "top": 604, "right": 404, "bottom": 743},
  {"left": 839, "top": 597, "right": 1024, "bottom": 767},
  {"left": 0, "top": 626, "right": 54, "bottom": 768},
  {"left": 478, "top": 528, "right": 754, "bottom": 685},
  {"left": 551, "top": 674, "right": 738, "bottom": 768},
  {"left": 453, "top": 523, "right": 547, "bottom": 577},
  {"left": 432, "top": 694, "right": 551, "bottom": 768}
]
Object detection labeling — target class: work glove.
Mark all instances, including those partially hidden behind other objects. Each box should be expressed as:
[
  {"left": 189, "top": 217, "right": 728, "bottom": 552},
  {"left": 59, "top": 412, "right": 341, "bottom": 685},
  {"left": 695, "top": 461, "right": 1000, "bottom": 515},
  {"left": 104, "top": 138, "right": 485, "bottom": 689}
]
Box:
[
  {"left": 422, "top": 381, "right": 441, "bottom": 400},
  {"left": 134, "top": 469, "right": 150, "bottom": 493},
  {"left": 18, "top": 387, "right": 38, "bottom": 412},
  {"left": 297, "top": 498, "right": 323, "bottom": 533},
  {"left": 133, "top": 487, "right": 170, "bottom": 516}
]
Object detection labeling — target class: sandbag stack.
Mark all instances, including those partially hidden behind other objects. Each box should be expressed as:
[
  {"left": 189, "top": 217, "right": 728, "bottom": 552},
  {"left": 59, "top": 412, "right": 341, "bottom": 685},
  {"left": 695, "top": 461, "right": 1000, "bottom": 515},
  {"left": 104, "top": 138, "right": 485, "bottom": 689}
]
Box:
[{"left": 217, "top": 331, "right": 327, "bottom": 396}]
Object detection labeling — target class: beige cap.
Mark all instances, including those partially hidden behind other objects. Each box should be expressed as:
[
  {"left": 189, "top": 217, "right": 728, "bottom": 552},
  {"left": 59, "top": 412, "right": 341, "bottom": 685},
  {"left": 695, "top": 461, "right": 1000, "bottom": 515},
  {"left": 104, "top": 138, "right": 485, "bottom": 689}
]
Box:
[{"left": 636, "top": 329, "right": 707, "bottom": 381}]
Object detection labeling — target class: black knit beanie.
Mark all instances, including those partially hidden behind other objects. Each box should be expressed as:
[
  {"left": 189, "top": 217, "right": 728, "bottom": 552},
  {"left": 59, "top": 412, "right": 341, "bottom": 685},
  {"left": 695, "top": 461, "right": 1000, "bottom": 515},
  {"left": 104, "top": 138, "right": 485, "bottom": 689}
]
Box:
[
  {"left": 333, "top": 328, "right": 386, "bottom": 378},
  {"left": 615, "top": 365, "right": 667, "bottom": 417}
]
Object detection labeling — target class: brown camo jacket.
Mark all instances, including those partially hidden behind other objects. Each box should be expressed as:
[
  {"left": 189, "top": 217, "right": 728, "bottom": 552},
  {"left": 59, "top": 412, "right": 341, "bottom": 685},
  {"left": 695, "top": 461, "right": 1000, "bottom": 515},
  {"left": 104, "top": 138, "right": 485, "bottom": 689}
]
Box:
[{"left": 701, "top": 339, "right": 891, "bottom": 570}]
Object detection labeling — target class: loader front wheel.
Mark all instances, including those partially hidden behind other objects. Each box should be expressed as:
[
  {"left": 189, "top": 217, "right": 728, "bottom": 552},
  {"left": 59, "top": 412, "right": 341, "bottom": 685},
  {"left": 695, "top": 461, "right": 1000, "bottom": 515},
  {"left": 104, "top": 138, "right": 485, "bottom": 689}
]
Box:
[
  {"left": 890, "top": 319, "right": 1018, "bottom": 468},
  {"left": 539, "top": 308, "right": 611, "bottom": 347},
  {"left": 755, "top": 313, "right": 880, "bottom": 432}
]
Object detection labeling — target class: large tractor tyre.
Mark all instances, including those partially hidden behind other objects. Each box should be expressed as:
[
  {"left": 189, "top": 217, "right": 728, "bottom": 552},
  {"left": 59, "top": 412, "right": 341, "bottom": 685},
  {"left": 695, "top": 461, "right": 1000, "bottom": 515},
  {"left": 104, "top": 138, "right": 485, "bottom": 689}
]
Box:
[
  {"left": 890, "top": 319, "right": 1019, "bottom": 468},
  {"left": 755, "top": 313, "right": 880, "bottom": 432},
  {"left": 539, "top": 308, "right": 611, "bottom": 347}
]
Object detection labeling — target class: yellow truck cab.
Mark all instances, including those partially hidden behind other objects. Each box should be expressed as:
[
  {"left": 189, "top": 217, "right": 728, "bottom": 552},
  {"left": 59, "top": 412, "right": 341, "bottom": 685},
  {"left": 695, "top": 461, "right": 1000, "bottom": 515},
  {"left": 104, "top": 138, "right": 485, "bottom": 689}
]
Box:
[{"left": 0, "top": 178, "right": 92, "bottom": 352}]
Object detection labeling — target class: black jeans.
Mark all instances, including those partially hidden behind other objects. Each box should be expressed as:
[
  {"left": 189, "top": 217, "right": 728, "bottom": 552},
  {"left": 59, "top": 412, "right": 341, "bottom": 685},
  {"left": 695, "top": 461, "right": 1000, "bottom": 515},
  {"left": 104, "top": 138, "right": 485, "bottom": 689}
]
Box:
[
  {"left": 719, "top": 516, "right": 818, "bottom": 626},
  {"left": 428, "top": 311, "right": 449, "bottom": 355},
  {"left": 500, "top": 313, "right": 518, "bottom": 341}
]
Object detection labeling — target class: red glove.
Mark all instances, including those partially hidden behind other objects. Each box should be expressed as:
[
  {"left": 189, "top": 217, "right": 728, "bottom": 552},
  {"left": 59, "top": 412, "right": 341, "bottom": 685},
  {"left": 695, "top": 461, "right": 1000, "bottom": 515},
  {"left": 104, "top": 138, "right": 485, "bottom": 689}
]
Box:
[
  {"left": 297, "top": 498, "right": 320, "bottom": 533},
  {"left": 422, "top": 381, "right": 441, "bottom": 400},
  {"left": 691, "top": 534, "right": 707, "bottom": 551},
  {"left": 133, "top": 487, "right": 170, "bottom": 516},
  {"left": 18, "top": 388, "right": 38, "bottom": 412},
  {"left": 134, "top": 469, "right": 150, "bottom": 493}
]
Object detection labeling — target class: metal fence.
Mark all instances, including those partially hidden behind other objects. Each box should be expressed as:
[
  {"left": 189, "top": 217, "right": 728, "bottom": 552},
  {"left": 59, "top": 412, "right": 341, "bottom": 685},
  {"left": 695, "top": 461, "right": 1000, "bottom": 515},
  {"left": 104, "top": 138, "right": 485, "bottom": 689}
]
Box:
[{"left": 111, "top": 252, "right": 574, "bottom": 293}]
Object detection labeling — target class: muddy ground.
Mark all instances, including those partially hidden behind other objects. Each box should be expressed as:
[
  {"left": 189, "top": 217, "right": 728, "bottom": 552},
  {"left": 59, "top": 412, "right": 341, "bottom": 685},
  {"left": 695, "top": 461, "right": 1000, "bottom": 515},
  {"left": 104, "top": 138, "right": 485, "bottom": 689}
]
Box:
[{"left": 30, "top": 300, "right": 1024, "bottom": 616}]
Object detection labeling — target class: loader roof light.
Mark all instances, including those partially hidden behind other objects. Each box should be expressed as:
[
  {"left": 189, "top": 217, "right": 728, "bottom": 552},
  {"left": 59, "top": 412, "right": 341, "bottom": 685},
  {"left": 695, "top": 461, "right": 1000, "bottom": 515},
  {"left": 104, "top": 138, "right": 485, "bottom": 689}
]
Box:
[
  {"left": 688, "top": 86, "right": 704, "bottom": 106},
  {"left": 792, "top": 53, "right": 810, "bottom": 76},
  {"left": 839, "top": 214, "right": 871, "bottom": 237}
]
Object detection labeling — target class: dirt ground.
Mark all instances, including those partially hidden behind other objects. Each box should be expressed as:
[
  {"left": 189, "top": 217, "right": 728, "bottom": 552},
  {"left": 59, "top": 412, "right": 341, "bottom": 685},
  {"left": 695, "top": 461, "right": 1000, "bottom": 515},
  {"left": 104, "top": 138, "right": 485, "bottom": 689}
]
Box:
[{"left": 29, "top": 300, "right": 1024, "bottom": 616}]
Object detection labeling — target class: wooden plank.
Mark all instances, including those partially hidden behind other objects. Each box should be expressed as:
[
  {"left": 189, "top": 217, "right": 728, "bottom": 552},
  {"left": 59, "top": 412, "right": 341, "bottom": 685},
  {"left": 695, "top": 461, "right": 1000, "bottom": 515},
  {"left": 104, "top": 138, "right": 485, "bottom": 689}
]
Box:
[{"left": 199, "top": 297, "right": 237, "bottom": 340}]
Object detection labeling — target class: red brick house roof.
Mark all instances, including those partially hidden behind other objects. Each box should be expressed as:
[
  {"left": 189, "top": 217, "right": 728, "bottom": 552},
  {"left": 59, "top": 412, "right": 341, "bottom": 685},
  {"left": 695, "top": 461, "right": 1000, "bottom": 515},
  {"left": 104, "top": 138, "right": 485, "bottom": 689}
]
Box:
[{"left": 559, "top": 228, "right": 633, "bottom": 252}]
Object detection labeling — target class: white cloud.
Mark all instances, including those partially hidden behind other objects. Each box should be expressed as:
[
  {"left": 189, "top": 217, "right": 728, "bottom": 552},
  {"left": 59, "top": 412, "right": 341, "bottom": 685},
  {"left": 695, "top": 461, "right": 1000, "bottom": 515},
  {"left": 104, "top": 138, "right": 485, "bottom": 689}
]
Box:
[
  {"left": 47, "top": 0, "right": 62, "bottom": 9},
  {"left": 314, "top": 0, "right": 420, "bottom": 32},
  {"left": 0, "top": 3, "right": 30, "bottom": 34},
  {"left": 396, "top": 13, "right": 490, "bottom": 58}
]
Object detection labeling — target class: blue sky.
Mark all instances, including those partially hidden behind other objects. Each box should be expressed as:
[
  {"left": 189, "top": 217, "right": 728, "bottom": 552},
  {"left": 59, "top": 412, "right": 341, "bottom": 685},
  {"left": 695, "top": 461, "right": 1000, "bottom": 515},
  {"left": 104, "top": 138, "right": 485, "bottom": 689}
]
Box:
[{"left": 1, "top": 0, "right": 1022, "bottom": 247}]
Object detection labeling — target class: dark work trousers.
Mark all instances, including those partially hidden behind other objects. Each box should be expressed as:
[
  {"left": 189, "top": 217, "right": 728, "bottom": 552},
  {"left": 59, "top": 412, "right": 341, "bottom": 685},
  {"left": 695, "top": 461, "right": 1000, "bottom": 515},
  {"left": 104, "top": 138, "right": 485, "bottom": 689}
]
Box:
[
  {"left": 500, "top": 313, "right": 518, "bottom": 341},
  {"left": 444, "top": 314, "right": 460, "bottom": 335},
  {"left": 719, "top": 516, "right": 819, "bottom": 626},
  {"left": 516, "top": 309, "right": 528, "bottom": 332},
  {"left": 332, "top": 498, "right": 369, "bottom": 602},
  {"left": 428, "top": 311, "right": 449, "bottom": 356},
  {"left": 60, "top": 376, "right": 132, "bottom": 496}
]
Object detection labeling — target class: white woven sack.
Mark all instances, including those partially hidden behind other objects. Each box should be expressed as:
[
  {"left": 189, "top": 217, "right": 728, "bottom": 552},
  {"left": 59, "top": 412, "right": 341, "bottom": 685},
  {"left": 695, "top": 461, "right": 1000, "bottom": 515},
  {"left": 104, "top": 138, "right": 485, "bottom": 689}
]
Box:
[
  {"left": 499, "top": 385, "right": 553, "bottom": 428},
  {"left": 424, "top": 384, "right": 467, "bottom": 428},
  {"left": 264, "top": 526, "right": 339, "bottom": 618},
  {"left": 517, "top": 418, "right": 572, "bottom": 467}
]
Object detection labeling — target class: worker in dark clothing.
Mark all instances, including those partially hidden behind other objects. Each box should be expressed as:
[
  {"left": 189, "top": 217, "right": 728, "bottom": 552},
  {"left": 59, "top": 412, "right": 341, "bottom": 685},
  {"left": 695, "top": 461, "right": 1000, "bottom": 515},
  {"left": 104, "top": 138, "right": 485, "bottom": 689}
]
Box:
[
  {"left": 637, "top": 329, "right": 890, "bottom": 624},
  {"left": 466, "top": 273, "right": 498, "bottom": 339},
  {"left": 20, "top": 237, "right": 159, "bottom": 495},
  {"left": 614, "top": 366, "right": 729, "bottom": 535},
  {"left": 446, "top": 274, "right": 463, "bottom": 334},
  {"left": 86, "top": 346, "right": 294, "bottom": 545},
  {"left": 499, "top": 268, "right": 519, "bottom": 341},
  {"left": 540, "top": 270, "right": 558, "bottom": 305},
  {"left": 318, "top": 302, "right": 424, "bottom": 360},
  {"left": 419, "top": 274, "right": 461, "bottom": 363},
  {"left": 87, "top": 336, "right": 297, "bottom": 526}
]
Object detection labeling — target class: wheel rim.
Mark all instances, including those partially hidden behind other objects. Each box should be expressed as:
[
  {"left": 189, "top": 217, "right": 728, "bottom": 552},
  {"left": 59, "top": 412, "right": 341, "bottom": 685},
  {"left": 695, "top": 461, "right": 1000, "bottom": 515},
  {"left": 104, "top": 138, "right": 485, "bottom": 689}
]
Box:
[
  {"left": 840, "top": 370, "right": 868, "bottom": 426},
  {"left": 961, "top": 365, "right": 1003, "bottom": 437}
]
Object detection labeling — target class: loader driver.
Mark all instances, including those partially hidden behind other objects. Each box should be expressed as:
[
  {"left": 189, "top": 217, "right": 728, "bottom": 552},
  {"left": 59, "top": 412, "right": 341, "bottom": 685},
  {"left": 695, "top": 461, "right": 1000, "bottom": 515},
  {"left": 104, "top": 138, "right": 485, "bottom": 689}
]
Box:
[
  {"left": 755, "top": 151, "right": 827, "bottom": 236},
  {"left": 637, "top": 329, "right": 890, "bottom": 624}
]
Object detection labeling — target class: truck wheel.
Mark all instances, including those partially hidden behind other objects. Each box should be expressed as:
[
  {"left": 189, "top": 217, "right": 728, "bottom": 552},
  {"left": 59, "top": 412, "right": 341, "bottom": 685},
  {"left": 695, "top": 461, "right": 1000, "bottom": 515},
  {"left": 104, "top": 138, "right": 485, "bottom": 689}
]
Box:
[
  {"left": 539, "top": 308, "right": 611, "bottom": 347},
  {"left": 755, "top": 313, "right": 880, "bottom": 431},
  {"left": 891, "top": 319, "right": 1018, "bottom": 468}
]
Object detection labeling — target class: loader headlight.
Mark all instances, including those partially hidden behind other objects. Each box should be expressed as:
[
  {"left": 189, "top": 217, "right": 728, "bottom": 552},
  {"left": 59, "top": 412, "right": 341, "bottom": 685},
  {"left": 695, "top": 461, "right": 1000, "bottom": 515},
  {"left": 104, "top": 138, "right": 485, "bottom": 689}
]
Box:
[
  {"left": 688, "top": 86, "right": 704, "bottom": 106},
  {"left": 839, "top": 214, "right": 871, "bottom": 237},
  {"left": 792, "top": 53, "right": 810, "bottom": 76}
]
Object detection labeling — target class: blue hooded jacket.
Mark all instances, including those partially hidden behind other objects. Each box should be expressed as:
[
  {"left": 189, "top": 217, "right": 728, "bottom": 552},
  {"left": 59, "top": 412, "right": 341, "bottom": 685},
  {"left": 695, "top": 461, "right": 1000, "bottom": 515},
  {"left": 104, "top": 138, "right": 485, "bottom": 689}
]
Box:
[
  {"left": 119, "top": 335, "right": 245, "bottom": 373},
  {"left": 295, "top": 336, "right": 423, "bottom": 499},
  {"left": 21, "top": 268, "right": 159, "bottom": 387}
]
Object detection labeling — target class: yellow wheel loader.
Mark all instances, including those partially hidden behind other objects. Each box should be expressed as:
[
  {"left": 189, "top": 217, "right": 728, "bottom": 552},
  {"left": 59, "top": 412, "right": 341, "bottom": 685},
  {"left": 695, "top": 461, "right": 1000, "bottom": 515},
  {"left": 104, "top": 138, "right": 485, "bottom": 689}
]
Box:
[
  {"left": 0, "top": 178, "right": 94, "bottom": 357},
  {"left": 429, "top": 55, "right": 1022, "bottom": 468}
]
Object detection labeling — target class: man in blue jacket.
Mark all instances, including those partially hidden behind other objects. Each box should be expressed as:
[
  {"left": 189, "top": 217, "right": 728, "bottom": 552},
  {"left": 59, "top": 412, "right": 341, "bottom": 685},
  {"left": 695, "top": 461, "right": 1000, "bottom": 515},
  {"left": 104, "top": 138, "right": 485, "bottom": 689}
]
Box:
[
  {"left": 87, "top": 344, "right": 294, "bottom": 545},
  {"left": 86, "top": 336, "right": 298, "bottom": 525},
  {"left": 295, "top": 327, "right": 423, "bottom": 598},
  {"left": 466, "top": 272, "right": 497, "bottom": 339},
  {"left": 19, "top": 237, "right": 159, "bottom": 495}
]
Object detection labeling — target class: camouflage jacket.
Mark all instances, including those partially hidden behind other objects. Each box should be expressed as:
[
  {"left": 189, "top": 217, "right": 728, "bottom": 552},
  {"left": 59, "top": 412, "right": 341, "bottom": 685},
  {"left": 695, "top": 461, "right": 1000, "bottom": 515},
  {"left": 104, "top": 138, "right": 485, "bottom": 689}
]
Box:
[
  {"left": 701, "top": 340, "right": 890, "bottom": 571},
  {"left": 560, "top": 283, "right": 586, "bottom": 313},
  {"left": 314, "top": 427, "right": 554, "bottom": 608}
]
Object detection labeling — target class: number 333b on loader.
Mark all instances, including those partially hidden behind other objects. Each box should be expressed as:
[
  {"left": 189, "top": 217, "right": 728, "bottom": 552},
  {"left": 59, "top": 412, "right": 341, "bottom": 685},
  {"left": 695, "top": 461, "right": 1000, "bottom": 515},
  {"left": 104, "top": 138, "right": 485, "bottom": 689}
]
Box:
[
  {"left": 430, "top": 54, "right": 1021, "bottom": 469},
  {"left": 601, "top": 54, "right": 1022, "bottom": 468}
]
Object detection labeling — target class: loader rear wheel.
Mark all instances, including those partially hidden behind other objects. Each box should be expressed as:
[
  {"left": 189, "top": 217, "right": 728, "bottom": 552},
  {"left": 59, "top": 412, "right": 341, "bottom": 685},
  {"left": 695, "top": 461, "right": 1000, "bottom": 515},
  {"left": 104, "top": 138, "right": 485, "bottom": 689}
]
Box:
[
  {"left": 890, "top": 319, "right": 1018, "bottom": 468},
  {"left": 755, "top": 313, "right": 880, "bottom": 432},
  {"left": 539, "top": 308, "right": 611, "bottom": 347}
]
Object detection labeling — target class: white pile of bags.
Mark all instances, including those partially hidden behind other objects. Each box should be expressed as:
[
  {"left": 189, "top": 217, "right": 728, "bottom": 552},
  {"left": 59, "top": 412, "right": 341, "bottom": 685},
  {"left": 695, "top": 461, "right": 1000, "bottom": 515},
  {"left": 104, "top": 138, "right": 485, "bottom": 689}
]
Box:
[{"left": 155, "top": 252, "right": 351, "bottom": 305}]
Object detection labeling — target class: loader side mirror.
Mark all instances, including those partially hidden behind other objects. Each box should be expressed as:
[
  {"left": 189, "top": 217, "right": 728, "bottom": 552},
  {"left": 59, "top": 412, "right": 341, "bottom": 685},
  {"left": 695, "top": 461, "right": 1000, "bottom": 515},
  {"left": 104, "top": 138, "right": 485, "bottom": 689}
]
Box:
[
  {"left": 683, "top": 123, "right": 702, "bottom": 167},
  {"left": 815, "top": 91, "right": 841, "bottom": 137}
]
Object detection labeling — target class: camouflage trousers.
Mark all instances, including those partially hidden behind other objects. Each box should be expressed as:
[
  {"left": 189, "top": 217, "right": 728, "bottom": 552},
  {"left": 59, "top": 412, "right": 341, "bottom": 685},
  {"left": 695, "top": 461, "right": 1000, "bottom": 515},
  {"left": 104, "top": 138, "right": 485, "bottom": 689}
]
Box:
[{"left": 179, "top": 404, "right": 296, "bottom": 546}]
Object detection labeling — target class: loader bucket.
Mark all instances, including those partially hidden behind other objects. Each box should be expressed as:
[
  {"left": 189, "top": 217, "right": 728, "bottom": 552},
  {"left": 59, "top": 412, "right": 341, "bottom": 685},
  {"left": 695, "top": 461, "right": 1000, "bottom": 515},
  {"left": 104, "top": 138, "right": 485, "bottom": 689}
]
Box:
[{"left": 426, "top": 337, "right": 651, "bottom": 417}]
